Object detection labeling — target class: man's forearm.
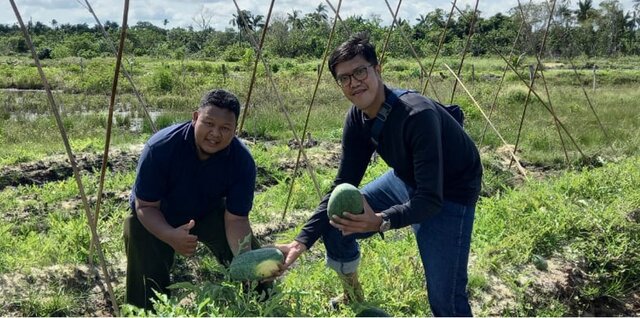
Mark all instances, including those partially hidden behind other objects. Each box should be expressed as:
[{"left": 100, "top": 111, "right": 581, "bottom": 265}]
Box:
[
  {"left": 225, "top": 217, "right": 253, "bottom": 256},
  {"left": 136, "top": 207, "right": 175, "bottom": 244}
]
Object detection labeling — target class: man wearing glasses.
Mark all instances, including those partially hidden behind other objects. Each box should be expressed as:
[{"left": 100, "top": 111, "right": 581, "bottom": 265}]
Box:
[{"left": 276, "top": 32, "right": 482, "bottom": 316}]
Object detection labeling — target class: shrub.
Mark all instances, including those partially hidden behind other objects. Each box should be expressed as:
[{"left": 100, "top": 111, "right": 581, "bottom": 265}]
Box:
[
  {"left": 502, "top": 85, "right": 531, "bottom": 105},
  {"left": 51, "top": 45, "right": 72, "bottom": 59},
  {"left": 222, "top": 44, "right": 247, "bottom": 62},
  {"left": 152, "top": 95, "right": 194, "bottom": 110},
  {"left": 150, "top": 66, "right": 176, "bottom": 93},
  {"left": 37, "top": 48, "right": 52, "bottom": 60}
]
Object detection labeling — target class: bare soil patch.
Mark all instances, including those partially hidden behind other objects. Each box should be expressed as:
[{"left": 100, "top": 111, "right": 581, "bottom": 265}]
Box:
[
  {"left": 0, "top": 147, "right": 141, "bottom": 191},
  {"left": 519, "top": 256, "right": 640, "bottom": 316}
]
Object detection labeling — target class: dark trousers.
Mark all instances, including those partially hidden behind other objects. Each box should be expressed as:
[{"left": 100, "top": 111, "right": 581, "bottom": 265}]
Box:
[{"left": 123, "top": 208, "right": 260, "bottom": 310}]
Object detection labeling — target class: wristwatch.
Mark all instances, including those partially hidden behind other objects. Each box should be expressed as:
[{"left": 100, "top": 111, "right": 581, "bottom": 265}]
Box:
[{"left": 379, "top": 213, "right": 391, "bottom": 233}]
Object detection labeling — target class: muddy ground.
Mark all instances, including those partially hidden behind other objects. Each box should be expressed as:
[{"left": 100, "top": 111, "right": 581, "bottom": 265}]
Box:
[
  {"left": 0, "top": 147, "right": 142, "bottom": 191},
  {"left": 0, "top": 141, "right": 563, "bottom": 194}
]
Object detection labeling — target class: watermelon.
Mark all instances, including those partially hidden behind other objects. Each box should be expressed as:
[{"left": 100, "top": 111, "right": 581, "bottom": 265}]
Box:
[
  {"left": 229, "top": 247, "right": 284, "bottom": 281},
  {"left": 327, "top": 183, "right": 363, "bottom": 218}
]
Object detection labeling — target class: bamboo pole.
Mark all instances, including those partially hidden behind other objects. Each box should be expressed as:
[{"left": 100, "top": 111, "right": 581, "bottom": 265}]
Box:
[
  {"left": 9, "top": 0, "right": 119, "bottom": 314},
  {"left": 382, "top": 0, "right": 442, "bottom": 102},
  {"left": 90, "top": 0, "right": 130, "bottom": 267},
  {"left": 325, "top": 0, "right": 350, "bottom": 36},
  {"left": 478, "top": 13, "right": 527, "bottom": 148},
  {"left": 79, "top": 0, "right": 157, "bottom": 133},
  {"left": 493, "top": 49, "right": 587, "bottom": 160},
  {"left": 379, "top": 0, "right": 403, "bottom": 67},
  {"left": 444, "top": 64, "right": 529, "bottom": 179},
  {"left": 283, "top": 0, "right": 343, "bottom": 221},
  {"left": 421, "top": 0, "right": 457, "bottom": 101},
  {"left": 237, "top": 0, "right": 276, "bottom": 135},
  {"left": 231, "top": 0, "right": 323, "bottom": 199},
  {"left": 567, "top": 59, "right": 613, "bottom": 153},
  {"left": 510, "top": 0, "right": 569, "bottom": 168},
  {"left": 450, "top": 0, "right": 480, "bottom": 104}
]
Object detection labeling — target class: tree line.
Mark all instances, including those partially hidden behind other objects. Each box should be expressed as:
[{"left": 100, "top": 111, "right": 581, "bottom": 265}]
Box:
[{"left": 1, "top": 0, "right": 638, "bottom": 61}]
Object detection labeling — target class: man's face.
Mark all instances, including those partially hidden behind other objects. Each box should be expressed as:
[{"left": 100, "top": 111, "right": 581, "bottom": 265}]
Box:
[
  {"left": 334, "top": 55, "right": 383, "bottom": 116},
  {"left": 192, "top": 105, "right": 236, "bottom": 160}
]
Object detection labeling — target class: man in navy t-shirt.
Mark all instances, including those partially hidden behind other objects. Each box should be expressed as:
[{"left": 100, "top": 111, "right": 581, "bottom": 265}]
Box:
[
  {"left": 124, "top": 89, "right": 271, "bottom": 309},
  {"left": 276, "top": 33, "right": 482, "bottom": 316}
]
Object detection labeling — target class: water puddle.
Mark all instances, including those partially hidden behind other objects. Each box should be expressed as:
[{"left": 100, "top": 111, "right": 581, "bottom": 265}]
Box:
[{"left": 7, "top": 109, "right": 165, "bottom": 133}]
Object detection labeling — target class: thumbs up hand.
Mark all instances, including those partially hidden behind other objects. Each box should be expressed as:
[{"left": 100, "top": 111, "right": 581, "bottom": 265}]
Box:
[{"left": 169, "top": 219, "right": 198, "bottom": 256}]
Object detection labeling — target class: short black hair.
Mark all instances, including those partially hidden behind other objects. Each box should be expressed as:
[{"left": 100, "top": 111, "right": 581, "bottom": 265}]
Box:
[
  {"left": 328, "top": 31, "right": 379, "bottom": 79},
  {"left": 199, "top": 89, "right": 241, "bottom": 121}
]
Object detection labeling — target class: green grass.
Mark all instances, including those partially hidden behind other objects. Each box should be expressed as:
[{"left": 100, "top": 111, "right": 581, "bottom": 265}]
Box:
[
  {"left": 136, "top": 156, "right": 639, "bottom": 316},
  {"left": 1, "top": 153, "right": 637, "bottom": 316},
  {"left": 2, "top": 56, "right": 640, "bottom": 167},
  {"left": 0, "top": 55, "right": 639, "bottom": 316},
  {"left": 18, "top": 291, "right": 75, "bottom": 316}
]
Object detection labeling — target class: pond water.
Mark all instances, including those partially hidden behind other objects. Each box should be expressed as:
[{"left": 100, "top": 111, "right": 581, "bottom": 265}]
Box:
[
  {"left": 7, "top": 109, "right": 166, "bottom": 133},
  {"left": 1, "top": 89, "right": 173, "bottom": 133}
]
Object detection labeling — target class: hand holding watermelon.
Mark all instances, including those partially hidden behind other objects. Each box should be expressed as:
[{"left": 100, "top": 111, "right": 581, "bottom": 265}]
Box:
[
  {"left": 274, "top": 240, "right": 307, "bottom": 271},
  {"left": 329, "top": 194, "right": 382, "bottom": 236}
]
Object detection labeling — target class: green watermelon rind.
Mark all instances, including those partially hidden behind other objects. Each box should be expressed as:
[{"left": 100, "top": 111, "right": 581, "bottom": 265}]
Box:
[
  {"left": 327, "top": 183, "right": 363, "bottom": 218},
  {"left": 229, "top": 247, "right": 284, "bottom": 281}
]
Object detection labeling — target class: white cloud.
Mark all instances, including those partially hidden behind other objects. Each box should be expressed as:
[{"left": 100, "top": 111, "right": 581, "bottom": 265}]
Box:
[{"left": 1, "top": 0, "right": 635, "bottom": 30}]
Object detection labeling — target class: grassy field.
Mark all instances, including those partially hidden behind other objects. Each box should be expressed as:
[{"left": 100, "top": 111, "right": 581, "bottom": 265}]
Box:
[{"left": 0, "top": 55, "right": 639, "bottom": 316}]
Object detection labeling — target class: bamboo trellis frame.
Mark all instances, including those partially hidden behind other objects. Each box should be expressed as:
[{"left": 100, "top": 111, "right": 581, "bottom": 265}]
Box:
[
  {"left": 9, "top": 0, "right": 620, "bottom": 313},
  {"left": 9, "top": 0, "right": 121, "bottom": 314}
]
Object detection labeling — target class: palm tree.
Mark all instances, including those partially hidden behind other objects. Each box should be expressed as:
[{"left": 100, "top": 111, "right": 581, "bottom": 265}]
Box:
[
  {"left": 230, "top": 10, "right": 253, "bottom": 32},
  {"left": 633, "top": 0, "right": 639, "bottom": 30},
  {"left": 633, "top": 0, "right": 639, "bottom": 35},
  {"left": 253, "top": 14, "right": 265, "bottom": 30},
  {"left": 556, "top": 2, "right": 574, "bottom": 28},
  {"left": 416, "top": 14, "right": 428, "bottom": 27},
  {"left": 287, "top": 10, "right": 303, "bottom": 30},
  {"left": 576, "top": 0, "right": 595, "bottom": 23},
  {"left": 313, "top": 3, "right": 328, "bottom": 23},
  {"left": 396, "top": 17, "right": 409, "bottom": 28}
]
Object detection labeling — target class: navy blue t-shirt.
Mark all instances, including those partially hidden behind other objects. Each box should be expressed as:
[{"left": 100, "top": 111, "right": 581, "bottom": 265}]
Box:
[{"left": 130, "top": 121, "right": 256, "bottom": 227}]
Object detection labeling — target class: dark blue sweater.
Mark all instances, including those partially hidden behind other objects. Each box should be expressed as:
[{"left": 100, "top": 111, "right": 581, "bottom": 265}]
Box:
[{"left": 295, "top": 87, "right": 482, "bottom": 248}]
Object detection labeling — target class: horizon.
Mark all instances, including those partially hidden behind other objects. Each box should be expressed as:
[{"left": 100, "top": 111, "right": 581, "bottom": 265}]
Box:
[{"left": 2, "top": 0, "right": 636, "bottom": 31}]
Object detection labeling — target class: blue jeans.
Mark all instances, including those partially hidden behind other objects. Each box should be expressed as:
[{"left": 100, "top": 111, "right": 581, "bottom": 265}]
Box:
[{"left": 322, "top": 170, "right": 475, "bottom": 316}]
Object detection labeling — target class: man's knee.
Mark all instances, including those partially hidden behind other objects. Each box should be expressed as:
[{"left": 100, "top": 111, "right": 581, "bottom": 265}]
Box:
[{"left": 325, "top": 254, "right": 360, "bottom": 275}]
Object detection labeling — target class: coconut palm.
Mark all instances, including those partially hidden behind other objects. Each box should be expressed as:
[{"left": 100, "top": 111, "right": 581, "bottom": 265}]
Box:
[
  {"left": 287, "top": 10, "right": 303, "bottom": 30},
  {"left": 416, "top": 14, "right": 428, "bottom": 27},
  {"left": 576, "top": 0, "right": 596, "bottom": 23},
  {"left": 312, "top": 3, "right": 328, "bottom": 24},
  {"left": 229, "top": 10, "right": 254, "bottom": 32}
]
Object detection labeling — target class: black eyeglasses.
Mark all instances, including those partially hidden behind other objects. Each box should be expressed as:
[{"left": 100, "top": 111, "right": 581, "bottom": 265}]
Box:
[{"left": 336, "top": 64, "right": 373, "bottom": 87}]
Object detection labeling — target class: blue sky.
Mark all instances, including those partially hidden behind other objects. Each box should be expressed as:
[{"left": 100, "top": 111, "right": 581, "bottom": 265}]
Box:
[{"left": 3, "top": 0, "right": 636, "bottom": 30}]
